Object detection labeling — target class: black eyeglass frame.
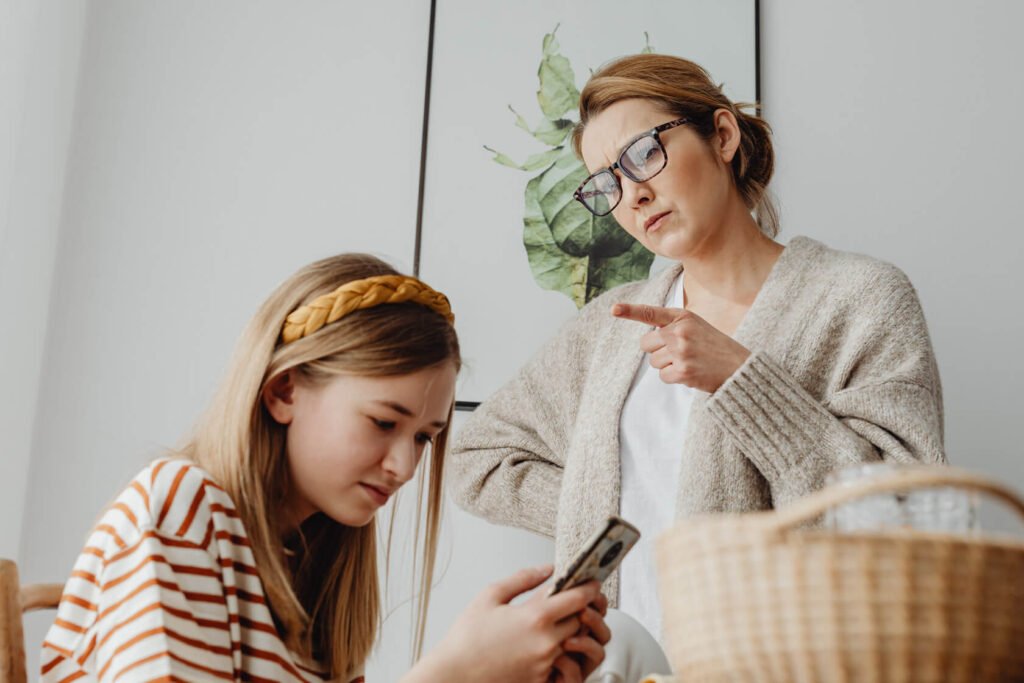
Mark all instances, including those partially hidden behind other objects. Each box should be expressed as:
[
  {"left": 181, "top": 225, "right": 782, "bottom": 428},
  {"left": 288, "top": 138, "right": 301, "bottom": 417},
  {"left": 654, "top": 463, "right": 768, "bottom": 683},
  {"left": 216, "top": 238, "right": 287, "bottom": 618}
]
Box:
[{"left": 572, "top": 117, "right": 690, "bottom": 217}]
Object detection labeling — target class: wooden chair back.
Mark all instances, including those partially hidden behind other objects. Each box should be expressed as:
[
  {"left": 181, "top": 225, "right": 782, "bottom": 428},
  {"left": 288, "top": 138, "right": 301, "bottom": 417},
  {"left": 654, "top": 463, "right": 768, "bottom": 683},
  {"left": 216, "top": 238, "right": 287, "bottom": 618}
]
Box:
[{"left": 0, "top": 559, "right": 63, "bottom": 683}]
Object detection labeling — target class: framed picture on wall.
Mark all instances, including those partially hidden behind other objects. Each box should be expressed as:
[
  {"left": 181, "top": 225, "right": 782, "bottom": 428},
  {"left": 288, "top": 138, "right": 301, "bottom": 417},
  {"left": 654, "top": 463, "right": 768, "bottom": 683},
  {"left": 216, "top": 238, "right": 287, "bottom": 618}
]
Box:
[{"left": 416, "top": 0, "right": 759, "bottom": 407}]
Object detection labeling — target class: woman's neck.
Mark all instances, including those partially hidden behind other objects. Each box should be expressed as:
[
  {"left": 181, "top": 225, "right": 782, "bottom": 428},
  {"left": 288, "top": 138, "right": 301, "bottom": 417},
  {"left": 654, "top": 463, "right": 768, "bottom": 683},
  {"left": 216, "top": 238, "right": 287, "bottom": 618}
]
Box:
[{"left": 681, "top": 213, "right": 782, "bottom": 308}]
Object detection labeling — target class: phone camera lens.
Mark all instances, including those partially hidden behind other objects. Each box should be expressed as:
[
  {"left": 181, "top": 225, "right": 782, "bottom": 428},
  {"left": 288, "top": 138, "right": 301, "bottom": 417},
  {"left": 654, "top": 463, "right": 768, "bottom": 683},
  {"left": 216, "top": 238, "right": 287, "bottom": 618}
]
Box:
[{"left": 599, "top": 541, "right": 623, "bottom": 568}]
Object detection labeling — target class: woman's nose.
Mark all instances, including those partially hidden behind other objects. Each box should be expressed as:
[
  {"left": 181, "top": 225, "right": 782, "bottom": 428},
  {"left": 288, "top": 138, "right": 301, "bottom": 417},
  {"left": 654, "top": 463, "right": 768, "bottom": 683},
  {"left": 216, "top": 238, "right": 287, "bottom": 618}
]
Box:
[{"left": 621, "top": 175, "right": 653, "bottom": 208}]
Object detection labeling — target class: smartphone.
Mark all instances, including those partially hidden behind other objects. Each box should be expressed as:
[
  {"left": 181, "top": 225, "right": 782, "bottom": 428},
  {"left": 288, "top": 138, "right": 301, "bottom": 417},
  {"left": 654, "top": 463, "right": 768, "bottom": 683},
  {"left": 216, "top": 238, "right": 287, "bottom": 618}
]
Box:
[{"left": 548, "top": 516, "right": 641, "bottom": 596}]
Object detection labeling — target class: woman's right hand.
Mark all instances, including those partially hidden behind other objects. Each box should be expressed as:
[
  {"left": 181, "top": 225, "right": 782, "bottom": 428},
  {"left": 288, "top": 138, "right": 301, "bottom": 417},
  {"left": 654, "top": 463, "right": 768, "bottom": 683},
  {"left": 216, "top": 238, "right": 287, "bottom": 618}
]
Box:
[{"left": 405, "top": 565, "right": 605, "bottom": 683}]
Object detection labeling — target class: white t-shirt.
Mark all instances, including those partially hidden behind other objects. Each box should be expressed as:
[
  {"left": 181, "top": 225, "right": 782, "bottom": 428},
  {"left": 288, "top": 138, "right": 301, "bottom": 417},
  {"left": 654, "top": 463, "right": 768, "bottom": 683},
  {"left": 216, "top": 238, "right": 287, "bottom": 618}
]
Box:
[{"left": 618, "top": 272, "right": 695, "bottom": 645}]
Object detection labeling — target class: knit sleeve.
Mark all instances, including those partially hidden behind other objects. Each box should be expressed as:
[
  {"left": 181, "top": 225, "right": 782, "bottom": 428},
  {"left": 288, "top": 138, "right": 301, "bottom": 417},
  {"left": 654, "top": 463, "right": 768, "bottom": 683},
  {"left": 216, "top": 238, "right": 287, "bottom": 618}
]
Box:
[
  {"left": 705, "top": 279, "right": 946, "bottom": 507},
  {"left": 448, "top": 299, "right": 609, "bottom": 538}
]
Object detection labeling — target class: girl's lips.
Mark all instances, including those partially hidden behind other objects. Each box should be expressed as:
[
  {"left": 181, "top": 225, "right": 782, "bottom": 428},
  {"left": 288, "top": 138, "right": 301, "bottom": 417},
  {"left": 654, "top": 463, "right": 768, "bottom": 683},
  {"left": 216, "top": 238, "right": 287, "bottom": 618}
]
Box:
[
  {"left": 645, "top": 211, "right": 670, "bottom": 232},
  {"left": 360, "top": 483, "right": 389, "bottom": 505}
]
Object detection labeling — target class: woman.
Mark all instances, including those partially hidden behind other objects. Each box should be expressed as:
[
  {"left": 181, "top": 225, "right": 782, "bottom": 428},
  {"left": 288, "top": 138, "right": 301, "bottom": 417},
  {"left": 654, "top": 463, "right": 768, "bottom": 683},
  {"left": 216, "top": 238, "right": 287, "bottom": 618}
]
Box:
[
  {"left": 41, "top": 253, "right": 608, "bottom": 682},
  {"left": 449, "top": 54, "right": 945, "bottom": 644}
]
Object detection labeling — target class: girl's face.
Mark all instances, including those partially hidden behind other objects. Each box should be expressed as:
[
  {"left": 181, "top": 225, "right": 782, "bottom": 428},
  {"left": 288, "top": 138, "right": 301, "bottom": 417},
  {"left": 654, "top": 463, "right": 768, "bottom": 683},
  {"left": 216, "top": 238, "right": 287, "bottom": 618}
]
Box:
[
  {"left": 263, "top": 362, "right": 457, "bottom": 529},
  {"left": 579, "top": 97, "right": 739, "bottom": 261}
]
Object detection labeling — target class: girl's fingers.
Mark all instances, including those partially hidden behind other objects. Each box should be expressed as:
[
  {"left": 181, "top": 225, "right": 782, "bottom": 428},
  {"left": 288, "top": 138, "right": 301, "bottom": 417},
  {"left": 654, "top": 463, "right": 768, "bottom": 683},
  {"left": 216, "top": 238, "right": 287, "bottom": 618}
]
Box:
[
  {"left": 551, "top": 654, "right": 583, "bottom": 683},
  {"left": 542, "top": 581, "right": 600, "bottom": 621},
  {"left": 552, "top": 615, "right": 583, "bottom": 642},
  {"left": 580, "top": 606, "right": 611, "bottom": 645},
  {"left": 563, "top": 635, "right": 606, "bottom": 672},
  {"left": 482, "top": 565, "right": 553, "bottom": 605}
]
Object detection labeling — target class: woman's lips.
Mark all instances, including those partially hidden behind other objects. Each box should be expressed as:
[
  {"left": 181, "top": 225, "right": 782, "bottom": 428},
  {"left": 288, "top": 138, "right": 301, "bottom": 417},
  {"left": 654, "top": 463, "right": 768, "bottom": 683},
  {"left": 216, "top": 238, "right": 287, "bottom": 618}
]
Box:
[{"left": 644, "top": 211, "right": 670, "bottom": 232}]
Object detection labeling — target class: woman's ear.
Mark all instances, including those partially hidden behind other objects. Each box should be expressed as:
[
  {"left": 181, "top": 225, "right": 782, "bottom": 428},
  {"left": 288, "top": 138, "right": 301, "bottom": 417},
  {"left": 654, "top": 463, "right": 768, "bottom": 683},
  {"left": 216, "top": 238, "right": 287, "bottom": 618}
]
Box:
[
  {"left": 262, "top": 371, "right": 296, "bottom": 425},
  {"left": 712, "top": 108, "right": 741, "bottom": 164}
]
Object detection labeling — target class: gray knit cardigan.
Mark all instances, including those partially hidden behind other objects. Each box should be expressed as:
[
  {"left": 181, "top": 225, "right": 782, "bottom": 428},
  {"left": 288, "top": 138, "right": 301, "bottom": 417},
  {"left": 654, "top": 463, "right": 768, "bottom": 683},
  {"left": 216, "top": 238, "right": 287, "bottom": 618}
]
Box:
[{"left": 449, "top": 237, "right": 946, "bottom": 604}]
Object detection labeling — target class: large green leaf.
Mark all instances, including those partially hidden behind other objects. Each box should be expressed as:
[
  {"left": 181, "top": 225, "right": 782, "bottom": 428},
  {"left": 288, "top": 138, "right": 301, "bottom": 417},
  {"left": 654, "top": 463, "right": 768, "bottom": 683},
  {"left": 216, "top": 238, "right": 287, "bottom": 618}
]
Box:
[
  {"left": 535, "top": 148, "right": 635, "bottom": 258},
  {"left": 488, "top": 27, "right": 657, "bottom": 308},
  {"left": 523, "top": 175, "right": 588, "bottom": 306},
  {"left": 536, "top": 29, "right": 579, "bottom": 120},
  {"left": 510, "top": 107, "right": 574, "bottom": 146},
  {"left": 484, "top": 145, "right": 561, "bottom": 172},
  {"left": 585, "top": 238, "right": 655, "bottom": 302},
  {"left": 523, "top": 151, "right": 654, "bottom": 308}
]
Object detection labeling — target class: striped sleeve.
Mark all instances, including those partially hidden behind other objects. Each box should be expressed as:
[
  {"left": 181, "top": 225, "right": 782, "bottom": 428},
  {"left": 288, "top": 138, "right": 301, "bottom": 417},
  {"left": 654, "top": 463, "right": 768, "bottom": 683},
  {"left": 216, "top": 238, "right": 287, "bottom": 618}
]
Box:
[
  {"left": 42, "top": 460, "right": 238, "bottom": 681},
  {"left": 41, "top": 459, "right": 350, "bottom": 682}
]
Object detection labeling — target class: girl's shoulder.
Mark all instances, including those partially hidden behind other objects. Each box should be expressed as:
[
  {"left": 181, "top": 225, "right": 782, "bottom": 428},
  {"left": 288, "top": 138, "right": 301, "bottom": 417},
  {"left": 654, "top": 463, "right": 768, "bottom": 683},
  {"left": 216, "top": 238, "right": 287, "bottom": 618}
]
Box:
[{"left": 113, "top": 457, "right": 241, "bottom": 547}]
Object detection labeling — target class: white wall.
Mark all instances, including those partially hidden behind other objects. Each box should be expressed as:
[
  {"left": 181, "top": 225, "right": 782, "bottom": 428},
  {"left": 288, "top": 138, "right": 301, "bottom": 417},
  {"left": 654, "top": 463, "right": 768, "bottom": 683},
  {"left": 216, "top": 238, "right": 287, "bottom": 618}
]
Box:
[
  {"left": 0, "top": 0, "right": 89, "bottom": 559},
  {"left": 9, "top": 0, "right": 1024, "bottom": 679},
  {"left": 20, "top": 0, "right": 429, "bottom": 566},
  {"left": 14, "top": 0, "right": 461, "bottom": 676},
  {"left": 760, "top": 0, "right": 1024, "bottom": 528}
]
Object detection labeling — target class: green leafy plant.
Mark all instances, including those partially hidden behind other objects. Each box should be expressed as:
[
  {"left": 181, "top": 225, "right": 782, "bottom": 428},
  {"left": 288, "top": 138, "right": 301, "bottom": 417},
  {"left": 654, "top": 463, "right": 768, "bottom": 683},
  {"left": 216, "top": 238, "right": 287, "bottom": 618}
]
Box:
[{"left": 486, "top": 27, "right": 655, "bottom": 309}]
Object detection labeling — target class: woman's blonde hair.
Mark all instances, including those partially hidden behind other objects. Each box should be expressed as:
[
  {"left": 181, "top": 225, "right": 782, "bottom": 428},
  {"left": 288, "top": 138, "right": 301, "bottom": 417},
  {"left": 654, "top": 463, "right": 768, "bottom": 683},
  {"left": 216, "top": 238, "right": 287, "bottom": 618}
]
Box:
[
  {"left": 181, "top": 253, "right": 459, "bottom": 678},
  {"left": 572, "top": 54, "right": 779, "bottom": 238}
]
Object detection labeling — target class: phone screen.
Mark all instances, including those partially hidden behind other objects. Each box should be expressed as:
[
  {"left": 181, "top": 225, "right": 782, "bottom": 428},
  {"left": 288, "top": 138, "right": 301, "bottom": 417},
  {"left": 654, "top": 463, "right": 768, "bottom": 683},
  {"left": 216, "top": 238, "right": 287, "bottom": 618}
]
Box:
[{"left": 549, "top": 516, "right": 640, "bottom": 595}]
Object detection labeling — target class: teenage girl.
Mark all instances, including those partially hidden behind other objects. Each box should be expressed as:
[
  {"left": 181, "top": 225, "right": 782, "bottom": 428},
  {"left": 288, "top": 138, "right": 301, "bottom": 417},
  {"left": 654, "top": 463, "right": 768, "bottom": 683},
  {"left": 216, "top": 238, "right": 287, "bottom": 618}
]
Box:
[{"left": 41, "top": 253, "right": 609, "bottom": 682}]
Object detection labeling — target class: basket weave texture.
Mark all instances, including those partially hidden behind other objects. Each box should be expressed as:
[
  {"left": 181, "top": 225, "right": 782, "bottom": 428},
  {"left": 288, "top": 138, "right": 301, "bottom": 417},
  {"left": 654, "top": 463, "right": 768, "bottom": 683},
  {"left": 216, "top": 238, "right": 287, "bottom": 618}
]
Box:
[{"left": 655, "top": 467, "right": 1024, "bottom": 682}]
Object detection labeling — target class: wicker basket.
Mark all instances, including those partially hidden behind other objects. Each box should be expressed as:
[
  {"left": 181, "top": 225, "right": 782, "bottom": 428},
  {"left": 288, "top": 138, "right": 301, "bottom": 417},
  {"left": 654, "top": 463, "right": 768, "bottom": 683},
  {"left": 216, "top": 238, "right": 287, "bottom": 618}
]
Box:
[{"left": 655, "top": 466, "right": 1024, "bottom": 682}]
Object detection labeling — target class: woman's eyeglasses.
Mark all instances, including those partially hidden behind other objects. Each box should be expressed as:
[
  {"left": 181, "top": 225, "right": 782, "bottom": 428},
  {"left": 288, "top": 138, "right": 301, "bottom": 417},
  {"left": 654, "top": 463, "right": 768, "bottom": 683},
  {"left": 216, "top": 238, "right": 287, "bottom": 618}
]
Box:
[{"left": 573, "top": 117, "right": 689, "bottom": 216}]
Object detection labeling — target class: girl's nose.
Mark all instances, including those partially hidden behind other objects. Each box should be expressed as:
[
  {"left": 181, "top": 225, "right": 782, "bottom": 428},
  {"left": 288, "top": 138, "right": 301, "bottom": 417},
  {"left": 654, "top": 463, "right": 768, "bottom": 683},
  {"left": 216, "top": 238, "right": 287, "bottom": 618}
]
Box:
[{"left": 382, "top": 440, "right": 419, "bottom": 484}]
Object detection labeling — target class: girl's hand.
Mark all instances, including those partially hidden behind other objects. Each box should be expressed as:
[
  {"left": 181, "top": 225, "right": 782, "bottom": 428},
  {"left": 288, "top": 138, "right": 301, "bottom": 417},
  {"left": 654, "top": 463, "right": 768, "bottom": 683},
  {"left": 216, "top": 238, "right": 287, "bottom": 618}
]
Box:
[
  {"left": 407, "top": 566, "right": 605, "bottom": 683},
  {"left": 554, "top": 593, "right": 610, "bottom": 682},
  {"left": 612, "top": 303, "right": 750, "bottom": 393}
]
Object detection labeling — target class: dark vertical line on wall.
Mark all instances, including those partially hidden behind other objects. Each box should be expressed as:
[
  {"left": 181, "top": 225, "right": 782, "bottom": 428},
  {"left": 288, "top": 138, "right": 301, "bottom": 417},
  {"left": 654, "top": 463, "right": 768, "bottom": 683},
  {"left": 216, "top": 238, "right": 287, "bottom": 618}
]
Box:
[
  {"left": 755, "top": 0, "right": 762, "bottom": 103},
  {"left": 413, "top": 0, "right": 437, "bottom": 277},
  {"left": 416, "top": 0, "right": 476, "bottom": 413}
]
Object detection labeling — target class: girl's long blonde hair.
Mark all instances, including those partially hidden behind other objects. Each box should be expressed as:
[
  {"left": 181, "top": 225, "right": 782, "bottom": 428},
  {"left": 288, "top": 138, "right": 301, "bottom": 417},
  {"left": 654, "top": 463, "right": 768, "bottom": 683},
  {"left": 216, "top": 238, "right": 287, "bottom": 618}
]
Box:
[{"left": 181, "top": 253, "right": 459, "bottom": 678}]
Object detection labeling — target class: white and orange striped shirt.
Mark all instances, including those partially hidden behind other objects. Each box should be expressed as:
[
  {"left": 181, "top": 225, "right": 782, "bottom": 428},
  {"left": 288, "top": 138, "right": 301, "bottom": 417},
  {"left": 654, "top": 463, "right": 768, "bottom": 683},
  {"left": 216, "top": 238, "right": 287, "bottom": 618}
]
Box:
[{"left": 41, "top": 458, "right": 365, "bottom": 682}]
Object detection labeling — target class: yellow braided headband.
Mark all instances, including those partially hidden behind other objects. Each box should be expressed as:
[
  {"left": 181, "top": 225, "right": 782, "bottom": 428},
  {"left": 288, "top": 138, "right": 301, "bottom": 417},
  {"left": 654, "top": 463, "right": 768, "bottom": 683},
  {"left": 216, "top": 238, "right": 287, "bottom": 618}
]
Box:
[{"left": 280, "top": 275, "right": 454, "bottom": 345}]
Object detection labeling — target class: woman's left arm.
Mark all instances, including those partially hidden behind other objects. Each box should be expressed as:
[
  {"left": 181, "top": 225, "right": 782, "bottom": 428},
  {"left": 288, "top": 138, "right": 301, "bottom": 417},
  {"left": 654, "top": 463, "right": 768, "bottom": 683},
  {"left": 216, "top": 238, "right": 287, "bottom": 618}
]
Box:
[
  {"left": 703, "top": 280, "right": 945, "bottom": 507},
  {"left": 706, "top": 350, "right": 945, "bottom": 506}
]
